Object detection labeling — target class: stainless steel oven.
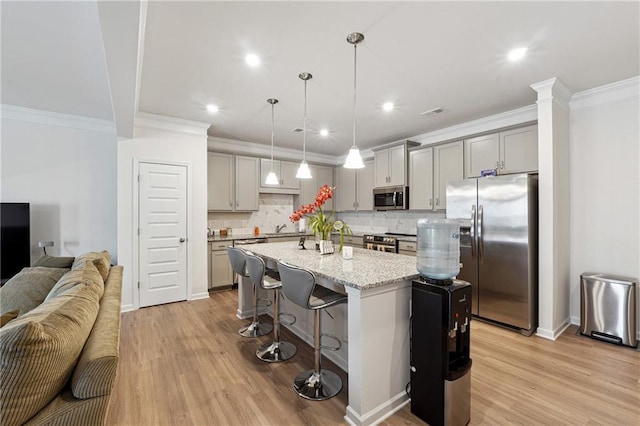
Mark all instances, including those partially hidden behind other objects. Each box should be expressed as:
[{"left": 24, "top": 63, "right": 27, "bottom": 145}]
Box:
[
  {"left": 363, "top": 234, "right": 398, "bottom": 253},
  {"left": 373, "top": 186, "right": 409, "bottom": 211}
]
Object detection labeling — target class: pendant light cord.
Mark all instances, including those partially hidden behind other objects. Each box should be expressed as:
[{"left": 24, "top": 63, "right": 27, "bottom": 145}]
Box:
[
  {"left": 352, "top": 42, "right": 357, "bottom": 150},
  {"left": 303, "top": 79, "right": 307, "bottom": 162},
  {"left": 270, "top": 103, "right": 275, "bottom": 165}
]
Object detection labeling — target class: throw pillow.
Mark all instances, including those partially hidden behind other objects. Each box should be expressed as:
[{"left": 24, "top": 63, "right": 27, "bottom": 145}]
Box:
[
  {"left": 32, "top": 254, "right": 75, "bottom": 269},
  {"left": 0, "top": 309, "right": 19, "bottom": 327},
  {"left": 0, "top": 267, "right": 68, "bottom": 317},
  {"left": 0, "top": 283, "right": 101, "bottom": 426},
  {"left": 45, "top": 260, "right": 104, "bottom": 301},
  {"left": 72, "top": 251, "right": 111, "bottom": 281}
]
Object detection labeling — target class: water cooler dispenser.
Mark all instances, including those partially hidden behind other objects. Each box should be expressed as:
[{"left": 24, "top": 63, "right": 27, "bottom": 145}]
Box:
[{"left": 411, "top": 219, "right": 472, "bottom": 426}]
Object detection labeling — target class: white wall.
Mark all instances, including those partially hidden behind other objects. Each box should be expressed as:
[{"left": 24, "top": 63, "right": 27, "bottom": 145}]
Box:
[
  {"left": 1, "top": 108, "right": 118, "bottom": 263},
  {"left": 117, "top": 125, "right": 208, "bottom": 312},
  {"left": 569, "top": 78, "right": 640, "bottom": 334}
]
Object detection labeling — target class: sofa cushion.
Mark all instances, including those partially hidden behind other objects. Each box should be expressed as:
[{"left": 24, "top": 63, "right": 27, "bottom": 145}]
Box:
[
  {"left": 0, "top": 283, "right": 101, "bottom": 426},
  {"left": 45, "top": 260, "right": 104, "bottom": 302},
  {"left": 0, "top": 267, "right": 68, "bottom": 317},
  {"left": 72, "top": 251, "right": 111, "bottom": 281},
  {"left": 1, "top": 309, "right": 19, "bottom": 327},
  {"left": 32, "top": 254, "right": 75, "bottom": 269}
]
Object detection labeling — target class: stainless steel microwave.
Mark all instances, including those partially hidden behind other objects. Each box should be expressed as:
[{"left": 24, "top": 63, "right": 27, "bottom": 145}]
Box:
[{"left": 373, "top": 186, "right": 409, "bottom": 210}]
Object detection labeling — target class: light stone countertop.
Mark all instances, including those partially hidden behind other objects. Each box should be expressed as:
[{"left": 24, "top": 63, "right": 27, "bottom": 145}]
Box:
[
  {"left": 240, "top": 241, "right": 420, "bottom": 290},
  {"left": 207, "top": 232, "right": 313, "bottom": 242}
]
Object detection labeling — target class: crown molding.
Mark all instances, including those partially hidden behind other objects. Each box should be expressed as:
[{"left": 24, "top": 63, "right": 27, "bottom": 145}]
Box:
[
  {"left": 0, "top": 104, "right": 117, "bottom": 134},
  {"left": 409, "top": 104, "right": 538, "bottom": 146},
  {"left": 531, "top": 77, "right": 573, "bottom": 105},
  {"left": 135, "top": 111, "right": 210, "bottom": 136},
  {"left": 569, "top": 75, "right": 640, "bottom": 110},
  {"left": 207, "top": 136, "right": 339, "bottom": 166}
]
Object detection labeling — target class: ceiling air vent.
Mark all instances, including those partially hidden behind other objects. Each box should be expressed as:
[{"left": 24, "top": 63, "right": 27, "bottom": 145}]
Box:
[
  {"left": 292, "top": 127, "right": 304, "bottom": 133},
  {"left": 420, "top": 107, "right": 447, "bottom": 117}
]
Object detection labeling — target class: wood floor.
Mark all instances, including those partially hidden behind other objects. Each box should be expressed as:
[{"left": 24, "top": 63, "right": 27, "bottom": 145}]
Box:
[{"left": 106, "top": 289, "right": 640, "bottom": 425}]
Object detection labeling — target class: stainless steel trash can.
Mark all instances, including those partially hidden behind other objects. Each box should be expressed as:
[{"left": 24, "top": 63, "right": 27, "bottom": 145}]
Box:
[{"left": 580, "top": 273, "right": 637, "bottom": 348}]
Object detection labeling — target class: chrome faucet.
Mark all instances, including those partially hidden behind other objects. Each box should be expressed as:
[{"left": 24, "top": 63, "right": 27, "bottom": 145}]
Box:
[{"left": 275, "top": 224, "right": 287, "bottom": 234}]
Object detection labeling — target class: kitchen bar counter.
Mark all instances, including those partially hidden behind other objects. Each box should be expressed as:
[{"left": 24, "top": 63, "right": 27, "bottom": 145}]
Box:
[
  {"left": 241, "top": 242, "right": 419, "bottom": 290},
  {"left": 236, "top": 241, "right": 415, "bottom": 426}
]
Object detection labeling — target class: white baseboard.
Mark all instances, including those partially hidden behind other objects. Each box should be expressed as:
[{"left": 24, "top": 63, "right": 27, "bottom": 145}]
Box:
[
  {"left": 344, "top": 391, "right": 410, "bottom": 426},
  {"left": 120, "top": 303, "right": 137, "bottom": 313},
  {"left": 189, "top": 292, "right": 210, "bottom": 301},
  {"left": 536, "top": 318, "right": 571, "bottom": 340}
]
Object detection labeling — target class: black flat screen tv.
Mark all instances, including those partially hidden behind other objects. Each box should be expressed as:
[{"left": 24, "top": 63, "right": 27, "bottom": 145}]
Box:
[{"left": 1, "top": 202, "right": 31, "bottom": 283}]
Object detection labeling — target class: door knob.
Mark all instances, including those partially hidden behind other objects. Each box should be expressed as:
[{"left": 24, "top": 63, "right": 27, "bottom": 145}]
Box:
[{"left": 179, "top": 238, "right": 186, "bottom": 243}]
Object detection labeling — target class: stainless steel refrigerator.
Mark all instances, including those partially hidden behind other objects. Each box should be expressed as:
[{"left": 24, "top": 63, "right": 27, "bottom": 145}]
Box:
[{"left": 446, "top": 173, "right": 538, "bottom": 336}]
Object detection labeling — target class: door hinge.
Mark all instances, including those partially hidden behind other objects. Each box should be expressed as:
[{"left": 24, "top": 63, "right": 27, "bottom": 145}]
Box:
[{"left": 137, "top": 175, "right": 140, "bottom": 183}]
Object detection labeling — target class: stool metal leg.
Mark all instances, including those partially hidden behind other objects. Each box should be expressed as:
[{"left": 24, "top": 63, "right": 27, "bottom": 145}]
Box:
[
  {"left": 239, "top": 280, "right": 272, "bottom": 338},
  {"left": 257, "top": 288, "right": 297, "bottom": 362},
  {"left": 293, "top": 309, "right": 343, "bottom": 400}
]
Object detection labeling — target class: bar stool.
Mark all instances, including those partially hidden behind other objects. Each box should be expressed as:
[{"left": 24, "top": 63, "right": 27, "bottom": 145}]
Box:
[
  {"left": 277, "top": 260, "right": 348, "bottom": 401},
  {"left": 244, "top": 252, "right": 297, "bottom": 362},
  {"left": 227, "top": 246, "right": 272, "bottom": 337}
]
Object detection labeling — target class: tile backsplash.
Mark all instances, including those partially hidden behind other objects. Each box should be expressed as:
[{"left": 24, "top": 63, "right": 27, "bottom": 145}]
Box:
[
  {"left": 208, "top": 192, "right": 445, "bottom": 236},
  {"left": 208, "top": 194, "right": 295, "bottom": 235},
  {"left": 336, "top": 210, "right": 445, "bottom": 235}
]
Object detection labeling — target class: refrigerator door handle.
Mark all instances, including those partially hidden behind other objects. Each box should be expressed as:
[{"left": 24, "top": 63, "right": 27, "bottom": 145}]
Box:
[
  {"left": 470, "top": 205, "right": 476, "bottom": 260},
  {"left": 478, "top": 204, "right": 484, "bottom": 263}
]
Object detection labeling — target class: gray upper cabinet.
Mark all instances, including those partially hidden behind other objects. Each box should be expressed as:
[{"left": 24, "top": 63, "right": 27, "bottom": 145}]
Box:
[
  {"left": 299, "top": 164, "right": 334, "bottom": 211},
  {"left": 465, "top": 125, "right": 538, "bottom": 178},
  {"left": 260, "top": 159, "right": 300, "bottom": 193},
  {"left": 335, "top": 159, "right": 374, "bottom": 211},
  {"left": 409, "top": 141, "right": 462, "bottom": 212},
  {"left": 409, "top": 147, "right": 434, "bottom": 210},
  {"left": 207, "top": 152, "right": 259, "bottom": 211},
  {"left": 373, "top": 142, "right": 418, "bottom": 187},
  {"left": 208, "top": 153, "right": 234, "bottom": 211}
]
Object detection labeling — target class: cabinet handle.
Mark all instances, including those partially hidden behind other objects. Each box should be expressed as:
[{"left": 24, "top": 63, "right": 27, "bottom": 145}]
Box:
[
  {"left": 429, "top": 198, "right": 432, "bottom": 207},
  {"left": 436, "top": 198, "right": 439, "bottom": 206},
  {"left": 501, "top": 160, "right": 504, "bottom": 169},
  {"left": 495, "top": 161, "right": 499, "bottom": 169},
  {"left": 229, "top": 201, "right": 233, "bottom": 207},
  {"left": 236, "top": 201, "right": 239, "bottom": 207}
]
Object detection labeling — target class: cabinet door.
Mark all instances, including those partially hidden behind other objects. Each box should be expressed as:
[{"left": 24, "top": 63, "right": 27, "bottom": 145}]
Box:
[
  {"left": 357, "top": 159, "right": 375, "bottom": 211},
  {"left": 279, "top": 161, "right": 300, "bottom": 190},
  {"left": 317, "top": 166, "right": 334, "bottom": 211},
  {"left": 211, "top": 250, "right": 233, "bottom": 288},
  {"left": 235, "top": 156, "right": 259, "bottom": 211},
  {"left": 409, "top": 148, "right": 434, "bottom": 210},
  {"left": 388, "top": 145, "right": 406, "bottom": 186},
  {"left": 208, "top": 153, "right": 234, "bottom": 211},
  {"left": 260, "top": 158, "right": 281, "bottom": 188},
  {"left": 500, "top": 125, "right": 538, "bottom": 174},
  {"left": 374, "top": 149, "right": 390, "bottom": 187},
  {"left": 207, "top": 242, "right": 212, "bottom": 289},
  {"left": 434, "top": 141, "right": 463, "bottom": 211},
  {"left": 335, "top": 167, "right": 357, "bottom": 211},
  {"left": 464, "top": 133, "right": 499, "bottom": 178}
]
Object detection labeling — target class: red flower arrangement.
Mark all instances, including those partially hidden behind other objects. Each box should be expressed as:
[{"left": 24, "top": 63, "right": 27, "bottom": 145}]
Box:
[{"left": 290, "top": 185, "right": 351, "bottom": 250}]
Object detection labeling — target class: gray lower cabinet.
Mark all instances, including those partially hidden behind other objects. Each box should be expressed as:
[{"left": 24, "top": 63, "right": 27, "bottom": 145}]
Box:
[
  {"left": 210, "top": 241, "right": 233, "bottom": 289},
  {"left": 398, "top": 240, "right": 417, "bottom": 256}
]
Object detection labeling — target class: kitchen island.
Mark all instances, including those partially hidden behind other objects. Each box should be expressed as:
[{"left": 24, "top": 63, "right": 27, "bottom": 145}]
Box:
[{"left": 237, "top": 241, "right": 420, "bottom": 426}]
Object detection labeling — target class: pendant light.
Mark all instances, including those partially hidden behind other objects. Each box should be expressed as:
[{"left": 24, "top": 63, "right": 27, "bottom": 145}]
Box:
[
  {"left": 344, "top": 32, "right": 365, "bottom": 169},
  {"left": 265, "top": 98, "right": 280, "bottom": 185},
  {"left": 296, "top": 72, "right": 313, "bottom": 179}
]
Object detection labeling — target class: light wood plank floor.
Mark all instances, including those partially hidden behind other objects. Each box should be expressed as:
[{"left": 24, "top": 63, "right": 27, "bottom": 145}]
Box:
[{"left": 107, "top": 289, "right": 640, "bottom": 425}]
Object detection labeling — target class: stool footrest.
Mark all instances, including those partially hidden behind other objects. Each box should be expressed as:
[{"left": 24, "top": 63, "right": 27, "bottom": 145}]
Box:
[{"left": 320, "top": 332, "right": 342, "bottom": 351}]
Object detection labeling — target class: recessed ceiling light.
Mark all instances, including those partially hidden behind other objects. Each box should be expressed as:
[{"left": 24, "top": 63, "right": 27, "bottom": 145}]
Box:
[
  {"left": 383, "top": 102, "right": 394, "bottom": 112},
  {"left": 206, "top": 104, "right": 219, "bottom": 113},
  {"left": 319, "top": 129, "right": 329, "bottom": 137},
  {"left": 245, "top": 53, "right": 260, "bottom": 67},
  {"left": 508, "top": 47, "right": 527, "bottom": 62}
]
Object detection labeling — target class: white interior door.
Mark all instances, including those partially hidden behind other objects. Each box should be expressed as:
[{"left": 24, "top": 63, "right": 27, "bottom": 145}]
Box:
[{"left": 139, "top": 162, "right": 188, "bottom": 307}]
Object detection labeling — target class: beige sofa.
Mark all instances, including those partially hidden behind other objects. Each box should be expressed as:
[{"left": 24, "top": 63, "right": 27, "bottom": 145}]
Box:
[{"left": 0, "top": 252, "right": 122, "bottom": 426}]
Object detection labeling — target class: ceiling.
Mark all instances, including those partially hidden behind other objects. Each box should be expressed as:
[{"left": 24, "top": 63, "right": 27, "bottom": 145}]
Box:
[
  {"left": 2, "top": 2, "right": 638, "bottom": 156},
  {"left": 139, "top": 1, "right": 639, "bottom": 156}
]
